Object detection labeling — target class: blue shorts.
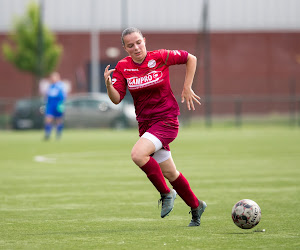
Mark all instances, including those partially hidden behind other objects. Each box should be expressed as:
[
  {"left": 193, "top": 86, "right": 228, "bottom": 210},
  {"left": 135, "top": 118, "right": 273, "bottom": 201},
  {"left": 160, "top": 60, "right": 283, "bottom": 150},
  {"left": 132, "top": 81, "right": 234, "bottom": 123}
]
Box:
[{"left": 45, "top": 104, "right": 64, "bottom": 118}]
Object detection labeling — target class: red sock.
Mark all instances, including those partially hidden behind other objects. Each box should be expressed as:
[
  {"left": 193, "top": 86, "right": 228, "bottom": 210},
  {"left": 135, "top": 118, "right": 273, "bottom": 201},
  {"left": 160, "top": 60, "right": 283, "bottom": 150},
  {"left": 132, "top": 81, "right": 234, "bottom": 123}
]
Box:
[
  {"left": 171, "top": 172, "right": 199, "bottom": 209},
  {"left": 140, "top": 157, "right": 170, "bottom": 194}
]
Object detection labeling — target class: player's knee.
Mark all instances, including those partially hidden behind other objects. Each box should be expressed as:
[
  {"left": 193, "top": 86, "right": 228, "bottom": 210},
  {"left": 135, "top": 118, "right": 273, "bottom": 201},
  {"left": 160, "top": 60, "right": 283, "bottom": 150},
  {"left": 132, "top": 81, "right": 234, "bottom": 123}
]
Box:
[
  {"left": 131, "top": 147, "right": 144, "bottom": 166},
  {"left": 163, "top": 169, "right": 180, "bottom": 182},
  {"left": 45, "top": 117, "right": 53, "bottom": 124}
]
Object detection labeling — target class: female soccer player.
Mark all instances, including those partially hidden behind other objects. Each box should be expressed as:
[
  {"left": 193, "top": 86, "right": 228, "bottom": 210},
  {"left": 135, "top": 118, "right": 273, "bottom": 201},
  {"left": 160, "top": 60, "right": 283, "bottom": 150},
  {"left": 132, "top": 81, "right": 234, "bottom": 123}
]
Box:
[{"left": 104, "top": 27, "right": 206, "bottom": 226}]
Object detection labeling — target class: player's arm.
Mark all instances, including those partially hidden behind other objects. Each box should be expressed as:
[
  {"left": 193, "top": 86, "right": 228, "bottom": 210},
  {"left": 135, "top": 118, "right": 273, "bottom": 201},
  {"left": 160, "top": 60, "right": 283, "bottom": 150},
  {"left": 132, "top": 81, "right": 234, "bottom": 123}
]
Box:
[
  {"left": 181, "top": 53, "right": 201, "bottom": 111},
  {"left": 104, "top": 65, "right": 121, "bottom": 104}
]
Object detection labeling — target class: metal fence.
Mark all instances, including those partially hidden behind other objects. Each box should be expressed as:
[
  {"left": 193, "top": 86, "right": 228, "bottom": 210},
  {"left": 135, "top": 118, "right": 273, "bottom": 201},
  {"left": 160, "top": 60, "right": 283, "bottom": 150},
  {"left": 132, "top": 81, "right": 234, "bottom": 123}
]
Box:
[
  {"left": 178, "top": 95, "right": 300, "bottom": 128},
  {"left": 1, "top": 95, "right": 300, "bottom": 130}
]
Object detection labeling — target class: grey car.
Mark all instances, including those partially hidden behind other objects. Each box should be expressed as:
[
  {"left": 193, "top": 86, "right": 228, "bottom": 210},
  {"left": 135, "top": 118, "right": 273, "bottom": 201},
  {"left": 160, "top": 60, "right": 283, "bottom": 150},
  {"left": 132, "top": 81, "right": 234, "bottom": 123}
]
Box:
[
  {"left": 11, "top": 98, "right": 44, "bottom": 129},
  {"left": 64, "top": 93, "right": 137, "bottom": 129}
]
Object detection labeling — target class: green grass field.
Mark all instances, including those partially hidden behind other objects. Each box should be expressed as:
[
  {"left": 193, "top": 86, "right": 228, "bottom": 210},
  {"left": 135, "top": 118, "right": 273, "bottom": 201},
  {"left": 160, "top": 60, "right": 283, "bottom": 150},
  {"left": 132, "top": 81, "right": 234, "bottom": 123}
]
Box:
[{"left": 0, "top": 126, "right": 299, "bottom": 249}]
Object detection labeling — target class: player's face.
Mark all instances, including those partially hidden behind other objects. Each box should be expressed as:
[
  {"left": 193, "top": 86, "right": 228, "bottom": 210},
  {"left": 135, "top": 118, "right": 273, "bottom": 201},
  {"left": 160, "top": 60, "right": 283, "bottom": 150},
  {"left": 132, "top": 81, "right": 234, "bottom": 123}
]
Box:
[
  {"left": 123, "top": 32, "right": 147, "bottom": 64},
  {"left": 50, "top": 72, "right": 60, "bottom": 83}
]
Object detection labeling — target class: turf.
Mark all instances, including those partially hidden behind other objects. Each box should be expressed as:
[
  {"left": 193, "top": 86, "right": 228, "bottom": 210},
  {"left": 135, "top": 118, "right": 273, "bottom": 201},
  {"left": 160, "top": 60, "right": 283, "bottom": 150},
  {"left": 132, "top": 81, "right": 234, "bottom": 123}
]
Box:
[{"left": 0, "top": 126, "right": 299, "bottom": 249}]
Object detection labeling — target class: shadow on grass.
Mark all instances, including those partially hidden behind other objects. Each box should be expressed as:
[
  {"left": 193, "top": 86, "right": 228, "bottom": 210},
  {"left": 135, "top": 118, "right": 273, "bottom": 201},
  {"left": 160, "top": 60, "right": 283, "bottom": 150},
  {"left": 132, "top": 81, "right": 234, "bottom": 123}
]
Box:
[{"left": 222, "top": 229, "right": 266, "bottom": 235}]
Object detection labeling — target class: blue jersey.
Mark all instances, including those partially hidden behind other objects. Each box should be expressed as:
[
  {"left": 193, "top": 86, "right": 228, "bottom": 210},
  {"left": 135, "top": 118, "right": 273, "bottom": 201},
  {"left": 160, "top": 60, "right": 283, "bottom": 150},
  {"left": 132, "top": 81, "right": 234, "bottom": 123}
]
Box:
[{"left": 45, "top": 82, "right": 66, "bottom": 117}]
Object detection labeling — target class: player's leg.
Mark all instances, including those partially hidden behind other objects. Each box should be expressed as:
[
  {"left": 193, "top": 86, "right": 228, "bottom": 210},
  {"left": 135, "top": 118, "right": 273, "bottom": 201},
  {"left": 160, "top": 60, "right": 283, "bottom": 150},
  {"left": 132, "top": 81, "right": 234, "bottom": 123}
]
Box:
[
  {"left": 55, "top": 117, "right": 64, "bottom": 139},
  {"left": 159, "top": 154, "right": 199, "bottom": 208},
  {"left": 44, "top": 115, "right": 54, "bottom": 140},
  {"left": 131, "top": 133, "right": 176, "bottom": 218},
  {"left": 159, "top": 153, "right": 207, "bottom": 226},
  {"left": 131, "top": 136, "right": 155, "bottom": 167},
  {"left": 157, "top": 153, "right": 179, "bottom": 182},
  {"left": 131, "top": 136, "right": 170, "bottom": 194}
]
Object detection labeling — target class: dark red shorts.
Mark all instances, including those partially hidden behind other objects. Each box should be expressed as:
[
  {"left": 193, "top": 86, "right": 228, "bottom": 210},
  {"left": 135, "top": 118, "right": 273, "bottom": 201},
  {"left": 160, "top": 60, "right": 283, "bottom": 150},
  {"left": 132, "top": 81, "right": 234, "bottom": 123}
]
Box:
[{"left": 138, "top": 117, "right": 179, "bottom": 151}]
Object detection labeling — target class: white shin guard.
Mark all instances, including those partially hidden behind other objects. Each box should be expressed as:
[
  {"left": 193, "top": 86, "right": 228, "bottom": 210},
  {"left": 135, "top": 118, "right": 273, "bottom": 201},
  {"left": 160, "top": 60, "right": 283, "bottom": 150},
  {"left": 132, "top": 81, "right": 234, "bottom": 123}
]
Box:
[
  {"left": 141, "top": 132, "right": 171, "bottom": 163},
  {"left": 153, "top": 149, "right": 171, "bottom": 163}
]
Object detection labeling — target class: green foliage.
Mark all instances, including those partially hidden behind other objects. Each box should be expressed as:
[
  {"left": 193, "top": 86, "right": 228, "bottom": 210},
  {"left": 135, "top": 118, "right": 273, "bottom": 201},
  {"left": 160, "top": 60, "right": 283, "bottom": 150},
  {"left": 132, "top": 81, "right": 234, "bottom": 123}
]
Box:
[
  {"left": 0, "top": 127, "right": 299, "bottom": 249},
  {"left": 2, "top": 1, "right": 62, "bottom": 76}
]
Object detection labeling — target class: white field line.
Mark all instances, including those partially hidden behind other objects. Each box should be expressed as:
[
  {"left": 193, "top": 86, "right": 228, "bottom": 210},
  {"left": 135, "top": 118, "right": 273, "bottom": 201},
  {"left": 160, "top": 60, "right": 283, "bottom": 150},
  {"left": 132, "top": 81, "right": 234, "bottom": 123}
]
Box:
[{"left": 33, "top": 151, "right": 123, "bottom": 164}]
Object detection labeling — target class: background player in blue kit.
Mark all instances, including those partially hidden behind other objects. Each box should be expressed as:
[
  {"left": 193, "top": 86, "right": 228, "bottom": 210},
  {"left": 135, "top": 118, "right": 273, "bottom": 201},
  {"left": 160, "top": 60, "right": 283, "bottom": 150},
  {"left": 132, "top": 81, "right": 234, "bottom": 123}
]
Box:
[{"left": 44, "top": 72, "right": 66, "bottom": 140}]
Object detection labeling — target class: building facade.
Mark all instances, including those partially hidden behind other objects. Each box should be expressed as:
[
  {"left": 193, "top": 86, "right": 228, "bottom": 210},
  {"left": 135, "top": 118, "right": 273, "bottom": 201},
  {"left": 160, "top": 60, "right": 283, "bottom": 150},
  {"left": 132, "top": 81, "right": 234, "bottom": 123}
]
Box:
[{"left": 0, "top": 0, "right": 299, "bottom": 115}]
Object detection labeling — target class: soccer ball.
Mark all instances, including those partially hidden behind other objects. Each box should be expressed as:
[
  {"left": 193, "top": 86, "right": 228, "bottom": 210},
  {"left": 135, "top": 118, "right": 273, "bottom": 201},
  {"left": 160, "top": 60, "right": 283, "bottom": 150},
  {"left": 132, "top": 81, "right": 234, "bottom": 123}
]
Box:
[{"left": 231, "top": 199, "right": 261, "bottom": 229}]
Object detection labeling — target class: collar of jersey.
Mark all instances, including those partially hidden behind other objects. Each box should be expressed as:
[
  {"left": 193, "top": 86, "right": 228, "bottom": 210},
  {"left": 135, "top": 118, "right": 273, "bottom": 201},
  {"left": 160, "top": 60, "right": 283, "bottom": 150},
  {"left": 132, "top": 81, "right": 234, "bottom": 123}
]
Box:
[{"left": 131, "top": 51, "right": 148, "bottom": 66}]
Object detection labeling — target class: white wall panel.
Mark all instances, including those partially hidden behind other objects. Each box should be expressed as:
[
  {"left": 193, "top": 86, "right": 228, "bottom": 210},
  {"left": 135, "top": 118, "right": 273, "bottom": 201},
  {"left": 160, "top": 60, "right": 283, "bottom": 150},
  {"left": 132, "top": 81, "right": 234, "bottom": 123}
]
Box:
[
  {"left": 210, "top": 0, "right": 300, "bottom": 31},
  {"left": 0, "top": 0, "right": 299, "bottom": 32}
]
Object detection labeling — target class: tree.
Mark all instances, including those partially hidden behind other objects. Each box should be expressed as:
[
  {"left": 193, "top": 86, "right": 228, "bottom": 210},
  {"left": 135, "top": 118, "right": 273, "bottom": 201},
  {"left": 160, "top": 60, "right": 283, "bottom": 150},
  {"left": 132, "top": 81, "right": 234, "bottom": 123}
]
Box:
[{"left": 2, "top": 1, "right": 63, "bottom": 96}]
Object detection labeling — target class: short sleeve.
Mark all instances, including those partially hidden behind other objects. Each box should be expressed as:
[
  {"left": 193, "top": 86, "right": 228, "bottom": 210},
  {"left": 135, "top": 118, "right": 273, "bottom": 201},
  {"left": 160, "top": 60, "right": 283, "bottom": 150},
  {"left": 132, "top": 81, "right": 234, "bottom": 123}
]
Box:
[{"left": 159, "top": 49, "right": 188, "bottom": 66}]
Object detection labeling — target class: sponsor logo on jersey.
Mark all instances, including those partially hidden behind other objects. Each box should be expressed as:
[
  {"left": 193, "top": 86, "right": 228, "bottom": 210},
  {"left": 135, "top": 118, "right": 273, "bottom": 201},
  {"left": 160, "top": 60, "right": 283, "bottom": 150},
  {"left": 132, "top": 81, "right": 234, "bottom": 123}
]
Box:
[
  {"left": 111, "top": 78, "right": 117, "bottom": 85},
  {"left": 127, "top": 71, "right": 162, "bottom": 90},
  {"left": 173, "top": 50, "right": 181, "bottom": 56},
  {"left": 147, "top": 59, "right": 156, "bottom": 68},
  {"left": 124, "top": 68, "right": 139, "bottom": 71}
]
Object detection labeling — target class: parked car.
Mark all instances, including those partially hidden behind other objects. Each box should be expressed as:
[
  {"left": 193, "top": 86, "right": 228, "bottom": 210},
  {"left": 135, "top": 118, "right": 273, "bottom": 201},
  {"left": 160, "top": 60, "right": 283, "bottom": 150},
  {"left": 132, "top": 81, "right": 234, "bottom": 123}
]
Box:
[
  {"left": 63, "top": 93, "right": 137, "bottom": 129},
  {"left": 11, "top": 93, "right": 137, "bottom": 130},
  {"left": 11, "top": 98, "right": 45, "bottom": 129}
]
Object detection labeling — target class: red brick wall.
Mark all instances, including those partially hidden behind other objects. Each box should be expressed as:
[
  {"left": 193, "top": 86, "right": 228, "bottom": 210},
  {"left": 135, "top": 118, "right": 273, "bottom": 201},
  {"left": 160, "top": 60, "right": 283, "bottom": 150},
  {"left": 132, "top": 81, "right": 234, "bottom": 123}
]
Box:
[
  {"left": 1, "top": 31, "right": 299, "bottom": 114},
  {"left": 210, "top": 32, "right": 300, "bottom": 95}
]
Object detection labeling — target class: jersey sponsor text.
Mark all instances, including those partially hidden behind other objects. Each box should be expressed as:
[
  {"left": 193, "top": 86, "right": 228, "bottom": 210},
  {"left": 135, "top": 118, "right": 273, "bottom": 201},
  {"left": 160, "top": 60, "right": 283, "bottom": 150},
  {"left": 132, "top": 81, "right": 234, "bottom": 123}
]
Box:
[{"left": 127, "top": 71, "right": 162, "bottom": 90}]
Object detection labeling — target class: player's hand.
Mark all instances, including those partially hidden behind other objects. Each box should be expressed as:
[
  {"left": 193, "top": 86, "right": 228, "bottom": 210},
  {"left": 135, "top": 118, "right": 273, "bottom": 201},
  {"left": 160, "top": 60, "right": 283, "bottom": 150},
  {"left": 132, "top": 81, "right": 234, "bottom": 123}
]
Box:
[
  {"left": 104, "top": 65, "right": 115, "bottom": 87},
  {"left": 181, "top": 87, "right": 201, "bottom": 111}
]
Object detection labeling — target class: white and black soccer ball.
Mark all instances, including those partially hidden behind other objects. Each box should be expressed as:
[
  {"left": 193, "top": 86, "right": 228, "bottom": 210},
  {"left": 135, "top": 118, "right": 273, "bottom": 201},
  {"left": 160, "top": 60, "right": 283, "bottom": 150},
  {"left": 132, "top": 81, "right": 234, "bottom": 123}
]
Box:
[{"left": 231, "top": 199, "right": 261, "bottom": 229}]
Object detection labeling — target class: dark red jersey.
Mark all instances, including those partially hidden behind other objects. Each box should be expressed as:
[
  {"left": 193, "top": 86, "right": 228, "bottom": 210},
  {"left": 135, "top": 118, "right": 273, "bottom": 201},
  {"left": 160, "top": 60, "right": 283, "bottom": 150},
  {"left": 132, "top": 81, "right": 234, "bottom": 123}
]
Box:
[{"left": 112, "top": 49, "right": 188, "bottom": 122}]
